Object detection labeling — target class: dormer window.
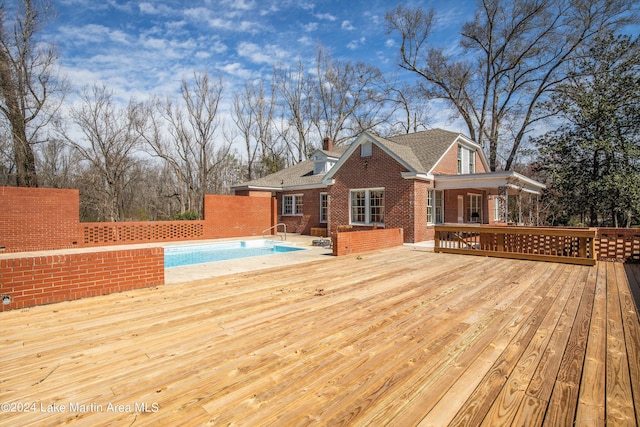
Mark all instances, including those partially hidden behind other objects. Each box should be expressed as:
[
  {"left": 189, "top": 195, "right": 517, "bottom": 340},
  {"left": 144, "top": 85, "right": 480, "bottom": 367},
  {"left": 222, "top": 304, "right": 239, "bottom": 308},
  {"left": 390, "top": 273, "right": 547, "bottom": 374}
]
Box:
[
  {"left": 457, "top": 144, "right": 475, "bottom": 174},
  {"left": 313, "top": 160, "right": 335, "bottom": 175},
  {"left": 361, "top": 141, "right": 372, "bottom": 157},
  {"left": 314, "top": 161, "right": 325, "bottom": 175}
]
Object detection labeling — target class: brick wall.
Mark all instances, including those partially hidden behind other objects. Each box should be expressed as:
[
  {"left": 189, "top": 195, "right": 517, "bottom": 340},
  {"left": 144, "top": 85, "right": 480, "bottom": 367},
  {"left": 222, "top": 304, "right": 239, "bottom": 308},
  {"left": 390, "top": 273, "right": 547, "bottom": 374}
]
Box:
[
  {"left": 0, "top": 248, "right": 164, "bottom": 311},
  {"left": 332, "top": 228, "right": 404, "bottom": 256},
  {"left": 0, "top": 186, "right": 80, "bottom": 252},
  {"left": 413, "top": 180, "right": 432, "bottom": 242},
  {"left": 431, "top": 142, "right": 487, "bottom": 175},
  {"left": 443, "top": 189, "right": 489, "bottom": 224},
  {"left": 0, "top": 188, "right": 277, "bottom": 251},
  {"left": 203, "top": 194, "right": 276, "bottom": 238},
  {"left": 277, "top": 189, "right": 324, "bottom": 234},
  {"left": 431, "top": 142, "right": 458, "bottom": 175},
  {"left": 328, "top": 144, "right": 417, "bottom": 242}
]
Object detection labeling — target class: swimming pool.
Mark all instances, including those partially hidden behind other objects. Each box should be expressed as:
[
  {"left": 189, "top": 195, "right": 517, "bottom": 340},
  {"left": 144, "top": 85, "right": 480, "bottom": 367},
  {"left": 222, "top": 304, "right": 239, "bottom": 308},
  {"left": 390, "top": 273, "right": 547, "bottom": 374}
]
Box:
[{"left": 164, "top": 240, "right": 306, "bottom": 268}]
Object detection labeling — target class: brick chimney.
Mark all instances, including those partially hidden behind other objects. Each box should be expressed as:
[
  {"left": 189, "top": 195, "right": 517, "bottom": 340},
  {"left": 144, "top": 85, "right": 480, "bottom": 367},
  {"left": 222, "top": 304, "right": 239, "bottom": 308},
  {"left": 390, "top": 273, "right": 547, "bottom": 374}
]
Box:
[{"left": 322, "top": 136, "right": 333, "bottom": 152}]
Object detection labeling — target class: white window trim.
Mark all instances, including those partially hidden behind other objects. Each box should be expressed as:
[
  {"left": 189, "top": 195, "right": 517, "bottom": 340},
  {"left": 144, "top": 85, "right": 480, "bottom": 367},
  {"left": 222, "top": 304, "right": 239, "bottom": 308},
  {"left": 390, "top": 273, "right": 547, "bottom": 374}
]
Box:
[
  {"left": 427, "top": 190, "right": 444, "bottom": 225},
  {"left": 361, "top": 141, "right": 372, "bottom": 157},
  {"left": 320, "top": 192, "right": 328, "bottom": 223},
  {"left": 467, "top": 193, "right": 482, "bottom": 223},
  {"left": 350, "top": 187, "right": 384, "bottom": 225},
  {"left": 457, "top": 144, "right": 476, "bottom": 174},
  {"left": 282, "top": 194, "right": 304, "bottom": 216},
  {"left": 493, "top": 196, "right": 502, "bottom": 222}
]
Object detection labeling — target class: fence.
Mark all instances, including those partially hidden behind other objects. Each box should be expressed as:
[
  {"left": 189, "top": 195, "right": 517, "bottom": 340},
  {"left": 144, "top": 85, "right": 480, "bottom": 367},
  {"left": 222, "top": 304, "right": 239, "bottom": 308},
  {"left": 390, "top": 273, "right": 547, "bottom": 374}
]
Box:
[
  {"left": 0, "top": 187, "right": 277, "bottom": 252},
  {"left": 81, "top": 221, "right": 205, "bottom": 246},
  {"left": 596, "top": 228, "right": 640, "bottom": 262},
  {"left": 434, "top": 225, "right": 597, "bottom": 266}
]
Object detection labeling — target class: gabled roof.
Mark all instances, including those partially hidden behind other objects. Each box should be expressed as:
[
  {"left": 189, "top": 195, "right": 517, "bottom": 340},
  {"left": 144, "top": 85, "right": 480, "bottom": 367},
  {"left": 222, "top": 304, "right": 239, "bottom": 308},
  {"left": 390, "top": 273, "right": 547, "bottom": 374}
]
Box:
[
  {"left": 232, "top": 146, "right": 347, "bottom": 191},
  {"left": 233, "top": 129, "right": 496, "bottom": 191},
  {"left": 323, "top": 128, "right": 489, "bottom": 182},
  {"left": 387, "top": 129, "right": 489, "bottom": 174}
]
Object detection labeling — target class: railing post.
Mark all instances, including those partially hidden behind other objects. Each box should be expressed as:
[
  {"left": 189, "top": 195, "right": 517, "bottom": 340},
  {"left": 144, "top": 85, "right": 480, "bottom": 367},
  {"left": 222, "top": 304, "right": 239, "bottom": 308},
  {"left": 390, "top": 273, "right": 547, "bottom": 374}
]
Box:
[{"left": 579, "top": 237, "right": 587, "bottom": 258}]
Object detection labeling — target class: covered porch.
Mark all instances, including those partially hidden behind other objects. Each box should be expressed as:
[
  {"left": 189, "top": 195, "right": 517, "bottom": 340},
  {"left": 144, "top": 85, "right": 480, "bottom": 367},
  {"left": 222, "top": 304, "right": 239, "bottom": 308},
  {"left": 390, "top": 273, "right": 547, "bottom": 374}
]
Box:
[{"left": 434, "top": 171, "right": 546, "bottom": 225}]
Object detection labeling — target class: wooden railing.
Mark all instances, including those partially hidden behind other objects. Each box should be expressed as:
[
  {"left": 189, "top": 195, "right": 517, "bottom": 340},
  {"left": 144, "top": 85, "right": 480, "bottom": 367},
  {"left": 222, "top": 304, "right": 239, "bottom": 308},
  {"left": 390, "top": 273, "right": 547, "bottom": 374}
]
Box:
[{"left": 434, "top": 225, "right": 597, "bottom": 266}]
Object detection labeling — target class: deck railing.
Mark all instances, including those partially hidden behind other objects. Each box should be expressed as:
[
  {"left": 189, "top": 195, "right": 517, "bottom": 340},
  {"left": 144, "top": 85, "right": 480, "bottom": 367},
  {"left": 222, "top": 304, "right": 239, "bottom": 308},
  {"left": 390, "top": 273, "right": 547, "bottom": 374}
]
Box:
[{"left": 434, "top": 225, "right": 597, "bottom": 266}]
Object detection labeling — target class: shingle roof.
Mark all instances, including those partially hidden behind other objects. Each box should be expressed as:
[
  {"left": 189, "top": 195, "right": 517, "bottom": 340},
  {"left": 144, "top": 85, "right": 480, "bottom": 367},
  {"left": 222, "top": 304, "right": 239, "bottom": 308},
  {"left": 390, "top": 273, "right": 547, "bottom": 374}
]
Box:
[
  {"left": 233, "top": 129, "right": 465, "bottom": 190},
  {"left": 234, "top": 146, "right": 347, "bottom": 189},
  {"left": 385, "top": 128, "right": 462, "bottom": 173}
]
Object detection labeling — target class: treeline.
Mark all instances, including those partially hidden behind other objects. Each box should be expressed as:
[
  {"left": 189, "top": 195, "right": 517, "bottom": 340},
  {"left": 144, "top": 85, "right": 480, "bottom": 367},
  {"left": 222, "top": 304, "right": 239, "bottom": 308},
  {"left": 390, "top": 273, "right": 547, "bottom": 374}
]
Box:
[
  {"left": 0, "top": 0, "right": 638, "bottom": 226},
  {"left": 1, "top": 45, "right": 429, "bottom": 221}
]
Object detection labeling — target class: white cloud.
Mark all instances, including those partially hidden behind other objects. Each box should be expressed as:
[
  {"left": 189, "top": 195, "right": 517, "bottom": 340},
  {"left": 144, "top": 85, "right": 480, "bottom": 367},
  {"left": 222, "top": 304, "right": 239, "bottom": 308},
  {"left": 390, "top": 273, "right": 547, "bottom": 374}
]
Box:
[
  {"left": 221, "top": 0, "right": 256, "bottom": 11},
  {"left": 347, "top": 37, "right": 366, "bottom": 50},
  {"left": 216, "top": 62, "right": 255, "bottom": 80},
  {"left": 237, "top": 42, "right": 288, "bottom": 65},
  {"left": 315, "top": 13, "right": 336, "bottom": 21},
  {"left": 297, "top": 35, "right": 314, "bottom": 46},
  {"left": 139, "top": 2, "right": 173, "bottom": 15},
  {"left": 303, "top": 22, "right": 319, "bottom": 32},
  {"left": 195, "top": 51, "right": 212, "bottom": 59},
  {"left": 57, "top": 24, "right": 130, "bottom": 46},
  {"left": 341, "top": 20, "right": 355, "bottom": 31}
]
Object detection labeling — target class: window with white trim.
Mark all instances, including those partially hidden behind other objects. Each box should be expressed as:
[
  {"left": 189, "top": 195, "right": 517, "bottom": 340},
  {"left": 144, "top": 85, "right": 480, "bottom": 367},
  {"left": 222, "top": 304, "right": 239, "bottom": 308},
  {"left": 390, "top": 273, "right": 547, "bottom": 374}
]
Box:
[
  {"left": 282, "top": 194, "right": 303, "bottom": 215},
  {"left": 427, "top": 190, "right": 444, "bottom": 224},
  {"left": 457, "top": 144, "right": 476, "bottom": 174},
  {"left": 320, "top": 193, "right": 328, "bottom": 223},
  {"left": 350, "top": 188, "right": 384, "bottom": 225},
  {"left": 361, "top": 141, "right": 372, "bottom": 157},
  {"left": 468, "top": 194, "right": 482, "bottom": 223},
  {"left": 493, "top": 196, "right": 502, "bottom": 222}
]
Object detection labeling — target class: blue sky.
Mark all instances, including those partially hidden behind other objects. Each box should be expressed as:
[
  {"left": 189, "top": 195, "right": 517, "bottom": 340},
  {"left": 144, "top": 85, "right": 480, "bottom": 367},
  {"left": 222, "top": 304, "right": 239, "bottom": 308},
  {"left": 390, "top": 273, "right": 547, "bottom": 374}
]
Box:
[{"left": 48, "top": 0, "right": 473, "bottom": 125}]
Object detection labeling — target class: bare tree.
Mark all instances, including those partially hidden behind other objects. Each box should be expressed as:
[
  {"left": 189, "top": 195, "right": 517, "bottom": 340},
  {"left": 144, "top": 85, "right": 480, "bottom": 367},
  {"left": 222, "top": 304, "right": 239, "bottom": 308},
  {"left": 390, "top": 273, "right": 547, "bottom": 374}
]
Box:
[
  {"left": 273, "top": 60, "right": 314, "bottom": 163},
  {"left": 385, "top": 0, "right": 636, "bottom": 171},
  {"left": 36, "top": 137, "right": 78, "bottom": 188},
  {"left": 310, "top": 47, "right": 393, "bottom": 147},
  {"left": 59, "top": 84, "right": 144, "bottom": 222},
  {"left": 0, "top": 0, "right": 64, "bottom": 186},
  {"left": 388, "top": 84, "right": 431, "bottom": 135},
  {"left": 0, "top": 118, "right": 14, "bottom": 183},
  {"left": 142, "top": 72, "right": 228, "bottom": 217},
  {"left": 232, "top": 82, "right": 258, "bottom": 180}
]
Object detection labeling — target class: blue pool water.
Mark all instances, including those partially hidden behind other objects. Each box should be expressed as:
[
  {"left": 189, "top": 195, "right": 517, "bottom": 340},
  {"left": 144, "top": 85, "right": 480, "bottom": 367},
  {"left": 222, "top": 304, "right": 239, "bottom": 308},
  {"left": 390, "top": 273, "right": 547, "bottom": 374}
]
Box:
[{"left": 164, "top": 240, "right": 305, "bottom": 268}]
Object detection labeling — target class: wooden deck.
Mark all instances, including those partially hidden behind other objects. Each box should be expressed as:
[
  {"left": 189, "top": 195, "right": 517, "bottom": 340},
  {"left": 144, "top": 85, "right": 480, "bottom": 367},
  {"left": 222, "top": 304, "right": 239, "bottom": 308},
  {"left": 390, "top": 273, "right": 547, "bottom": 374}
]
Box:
[{"left": 1, "top": 247, "right": 639, "bottom": 426}]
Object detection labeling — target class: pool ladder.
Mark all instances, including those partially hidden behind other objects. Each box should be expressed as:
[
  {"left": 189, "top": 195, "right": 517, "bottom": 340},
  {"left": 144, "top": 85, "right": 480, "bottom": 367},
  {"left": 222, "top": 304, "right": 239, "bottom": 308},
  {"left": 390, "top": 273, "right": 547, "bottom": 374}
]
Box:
[{"left": 262, "top": 223, "right": 287, "bottom": 240}]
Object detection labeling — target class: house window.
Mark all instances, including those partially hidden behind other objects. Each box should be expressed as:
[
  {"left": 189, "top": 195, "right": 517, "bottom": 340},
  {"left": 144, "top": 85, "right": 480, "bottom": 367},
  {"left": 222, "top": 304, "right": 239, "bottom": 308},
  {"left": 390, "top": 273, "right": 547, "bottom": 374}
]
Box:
[
  {"left": 493, "top": 196, "right": 502, "bottom": 222},
  {"left": 350, "top": 188, "right": 384, "bottom": 225},
  {"left": 361, "top": 141, "right": 372, "bottom": 157},
  {"left": 468, "top": 194, "right": 482, "bottom": 223},
  {"left": 320, "top": 193, "right": 328, "bottom": 223},
  {"left": 283, "top": 194, "right": 303, "bottom": 215},
  {"left": 427, "top": 190, "right": 444, "bottom": 224},
  {"left": 457, "top": 145, "right": 475, "bottom": 174}
]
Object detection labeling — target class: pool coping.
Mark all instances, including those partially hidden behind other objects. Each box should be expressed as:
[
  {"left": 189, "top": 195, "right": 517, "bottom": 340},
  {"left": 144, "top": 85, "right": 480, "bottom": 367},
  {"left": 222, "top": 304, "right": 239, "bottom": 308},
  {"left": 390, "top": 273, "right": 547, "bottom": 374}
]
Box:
[{"left": 164, "top": 235, "right": 334, "bottom": 284}]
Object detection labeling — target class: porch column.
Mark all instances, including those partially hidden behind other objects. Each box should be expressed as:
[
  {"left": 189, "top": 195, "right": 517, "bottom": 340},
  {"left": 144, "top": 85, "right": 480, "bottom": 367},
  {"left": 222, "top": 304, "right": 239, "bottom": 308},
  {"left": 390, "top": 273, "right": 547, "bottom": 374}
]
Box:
[
  {"left": 518, "top": 191, "right": 522, "bottom": 225},
  {"left": 498, "top": 186, "right": 508, "bottom": 224}
]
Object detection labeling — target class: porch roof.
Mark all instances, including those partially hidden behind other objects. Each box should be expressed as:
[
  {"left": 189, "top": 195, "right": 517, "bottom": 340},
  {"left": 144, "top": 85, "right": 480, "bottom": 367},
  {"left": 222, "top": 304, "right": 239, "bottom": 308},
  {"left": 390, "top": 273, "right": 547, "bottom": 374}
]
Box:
[{"left": 434, "top": 171, "right": 546, "bottom": 195}]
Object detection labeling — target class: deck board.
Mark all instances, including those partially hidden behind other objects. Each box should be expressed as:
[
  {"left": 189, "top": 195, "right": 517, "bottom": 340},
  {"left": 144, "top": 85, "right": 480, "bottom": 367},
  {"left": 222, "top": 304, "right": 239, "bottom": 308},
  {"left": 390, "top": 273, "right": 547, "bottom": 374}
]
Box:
[{"left": 1, "top": 247, "right": 639, "bottom": 426}]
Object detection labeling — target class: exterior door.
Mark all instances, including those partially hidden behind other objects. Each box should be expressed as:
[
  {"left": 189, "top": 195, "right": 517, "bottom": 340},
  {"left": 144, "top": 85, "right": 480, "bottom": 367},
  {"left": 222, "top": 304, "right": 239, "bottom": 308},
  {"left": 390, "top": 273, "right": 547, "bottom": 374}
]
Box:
[{"left": 457, "top": 195, "right": 464, "bottom": 223}]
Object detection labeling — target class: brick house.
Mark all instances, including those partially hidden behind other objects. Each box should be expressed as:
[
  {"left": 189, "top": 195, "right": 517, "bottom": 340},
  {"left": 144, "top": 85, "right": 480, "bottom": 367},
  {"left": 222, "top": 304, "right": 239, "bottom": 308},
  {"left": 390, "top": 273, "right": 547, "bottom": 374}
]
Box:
[{"left": 232, "top": 129, "right": 545, "bottom": 243}]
